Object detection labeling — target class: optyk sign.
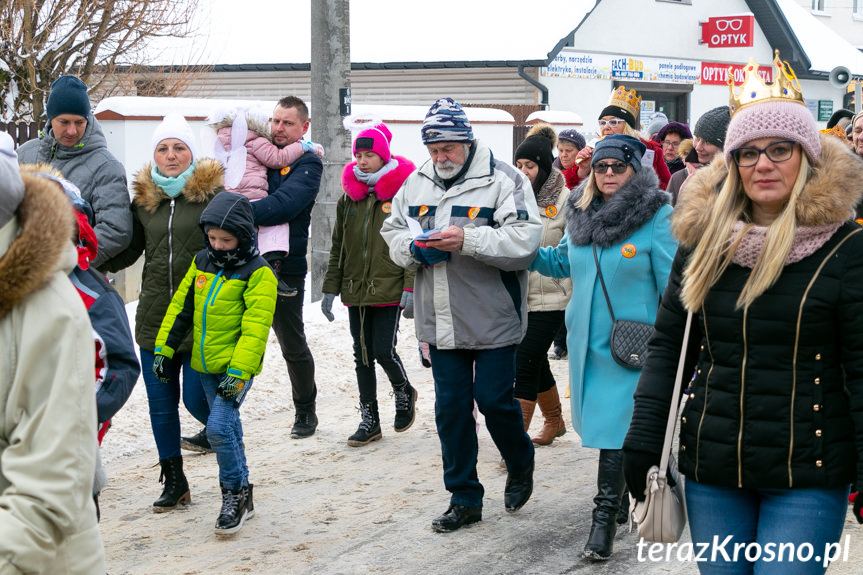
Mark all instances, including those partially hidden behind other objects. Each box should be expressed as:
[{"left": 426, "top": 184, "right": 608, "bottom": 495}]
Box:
[{"left": 700, "top": 15, "right": 755, "bottom": 48}]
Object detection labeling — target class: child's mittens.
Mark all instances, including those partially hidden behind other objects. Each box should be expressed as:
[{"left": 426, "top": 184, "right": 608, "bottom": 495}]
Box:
[
  {"left": 301, "top": 140, "right": 325, "bottom": 158},
  {"left": 152, "top": 354, "right": 171, "bottom": 384},
  {"left": 217, "top": 374, "right": 247, "bottom": 400}
]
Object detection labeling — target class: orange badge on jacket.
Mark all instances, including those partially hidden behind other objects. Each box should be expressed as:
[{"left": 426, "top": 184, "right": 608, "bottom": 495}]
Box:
[
  {"left": 621, "top": 243, "right": 637, "bottom": 258},
  {"left": 468, "top": 207, "right": 480, "bottom": 220},
  {"left": 280, "top": 166, "right": 291, "bottom": 176},
  {"left": 545, "top": 205, "right": 558, "bottom": 218},
  {"left": 196, "top": 274, "right": 207, "bottom": 288},
  {"left": 382, "top": 202, "right": 392, "bottom": 214},
  {"left": 419, "top": 205, "right": 429, "bottom": 216}
]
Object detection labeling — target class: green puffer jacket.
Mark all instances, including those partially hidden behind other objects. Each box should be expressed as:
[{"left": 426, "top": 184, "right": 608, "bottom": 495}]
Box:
[
  {"left": 154, "top": 250, "right": 277, "bottom": 380},
  {"left": 322, "top": 155, "right": 415, "bottom": 305},
  {"left": 103, "top": 159, "right": 224, "bottom": 351}
]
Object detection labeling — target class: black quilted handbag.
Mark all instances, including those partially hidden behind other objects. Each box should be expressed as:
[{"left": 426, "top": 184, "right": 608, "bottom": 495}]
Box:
[{"left": 593, "top": 245, "right": 654, "bottom": 370}]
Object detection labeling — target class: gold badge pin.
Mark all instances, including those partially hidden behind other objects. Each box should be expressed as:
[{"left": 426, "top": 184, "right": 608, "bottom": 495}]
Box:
[
  {"left": 280, "top": 166, "right": 291, "bottom": 176},
  {"left": 419, "top": 205, "right": 429, "bottom": 216},
  {"left": 468, "top": 207, "right": 480, "bottom": 220},
  {"left": 382, "top": 202, "right": 392, "bottom": 214},
  {"left": 621, "top": 243, "right": 637, "bottom": 258},
  {"left": 545, "top": 205, "right": 558, "bottom": 218},
  {"left": 196, "top": 274, "right": 207, "bottom": 289}
]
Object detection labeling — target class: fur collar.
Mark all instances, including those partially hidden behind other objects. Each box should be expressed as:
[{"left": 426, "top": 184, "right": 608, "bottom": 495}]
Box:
[
  {"left": 0, "top": 173, "right": 74, "bottom": 321},
  {"left": 565, "top": 167, "right": 670, "bottom": 247},
  {"left": 133, "top": 158, "right": 224, "bottom": 213},
  {"left": 673, "top": 135, "right": 863, "bottom": 248},
  {"left": 342, "top": 155, "right": 416, "bottom": 202}
]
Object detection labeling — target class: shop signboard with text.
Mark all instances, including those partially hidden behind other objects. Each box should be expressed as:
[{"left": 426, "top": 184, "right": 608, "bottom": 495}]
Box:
[
  {"left": 701, "top": 61, "right": 773, "bottom": 86},
  {"left": 700, "top": 15, "right": 755, "bottom": 48},
  {"left": 542, "top": 52, "right": 700, "bottom": 84}
]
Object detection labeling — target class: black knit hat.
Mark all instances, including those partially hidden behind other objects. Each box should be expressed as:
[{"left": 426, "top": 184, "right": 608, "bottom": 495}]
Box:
[
  {"left": 693, "top": 106, "right": 730, "bottom": 149},
  {"left": 599, "top": 105, "right": 637, "bottom": 129},
  {"left": 515, "top": 134, "right": 554, "bottom": 176},
  {"left": 46, "top": 76, "right": 91, "bottom": 121},
  {"left": 826, "top": 108, "right": 853, "bottom": 129},
  {"left": 557, "top": 129, "right": 586, "bottom": 150}
]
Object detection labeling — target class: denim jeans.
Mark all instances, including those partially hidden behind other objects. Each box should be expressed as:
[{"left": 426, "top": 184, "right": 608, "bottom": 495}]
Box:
[
  {"left": 428, "top": 345, "right": 535, "bottom": 509},
  {"left": 140, "top": 348, "right": 209, "bottom": 460},
  {"left": 685, "top": 479, "right": 850, "bottom": 575},
  {"left": 200, "top": 372, "right": 253, "bottom": 491}
]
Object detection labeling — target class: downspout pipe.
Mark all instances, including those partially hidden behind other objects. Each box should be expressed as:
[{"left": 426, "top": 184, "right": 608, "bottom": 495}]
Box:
[{"left": 518, "top": 64, "right": 549, "bottom": 110}]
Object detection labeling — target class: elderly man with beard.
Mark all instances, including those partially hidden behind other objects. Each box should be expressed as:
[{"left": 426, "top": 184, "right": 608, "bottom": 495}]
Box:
[{"left": 381, "top": 97, "right": 542, "bottom": 533}]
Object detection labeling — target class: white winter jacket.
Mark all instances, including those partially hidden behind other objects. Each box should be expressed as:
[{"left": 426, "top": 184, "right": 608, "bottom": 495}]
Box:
[{"left": 381, "top": 139, "right": 542, "bottom": 349}]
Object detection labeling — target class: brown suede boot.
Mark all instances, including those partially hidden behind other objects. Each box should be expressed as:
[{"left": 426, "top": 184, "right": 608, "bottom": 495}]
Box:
[
  {"left": 516, "top": 398, "right": 536, "bottom": 433},
  {"left": 532, "top": 386, "right": 566, "bottom": 445}
]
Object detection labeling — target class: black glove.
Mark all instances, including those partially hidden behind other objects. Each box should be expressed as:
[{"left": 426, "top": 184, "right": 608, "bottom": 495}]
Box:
[
  {"left": 217, "top": 374, "right": 247, "bottom": 400},
  {"left": 623, "top": 449, "right": 663, "bottom": 502},
  {"left": 152, "top": 354, "right": 171, "bottom": 384},
  {"left": 852, "top": 490, "right": 862, "bottom": 524}
]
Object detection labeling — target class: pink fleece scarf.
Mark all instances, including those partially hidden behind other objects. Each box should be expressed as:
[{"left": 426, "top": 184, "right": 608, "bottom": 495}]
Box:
[{"left": 729, "top": 220, "right": 843, "bottom": 268}]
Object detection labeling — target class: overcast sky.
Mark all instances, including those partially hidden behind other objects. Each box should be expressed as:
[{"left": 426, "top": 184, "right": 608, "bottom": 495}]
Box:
[{"left": 151, "top": 0, "right": 595, "bottom": 66}]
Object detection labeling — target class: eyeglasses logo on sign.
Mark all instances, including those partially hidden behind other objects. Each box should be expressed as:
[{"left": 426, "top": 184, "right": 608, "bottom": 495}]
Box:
[{"left": 700, "top": 15, "right": 754, "bottom": 48}]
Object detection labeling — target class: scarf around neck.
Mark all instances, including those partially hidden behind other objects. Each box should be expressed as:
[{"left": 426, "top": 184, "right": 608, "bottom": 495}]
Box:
[
  {"left": 353, "top": 157, "right": 399, "bottom": 189},
  {"left": 151, "top": 161, "right": 196, "bottom": 198},
  {"left": 729, "top": 220, "right": 843, "bottom": 268}
]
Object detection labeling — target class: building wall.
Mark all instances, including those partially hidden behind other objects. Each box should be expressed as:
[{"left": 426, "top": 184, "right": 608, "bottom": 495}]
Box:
[{"left": 793, "top": 0, "right": 863, "bottom": 49}]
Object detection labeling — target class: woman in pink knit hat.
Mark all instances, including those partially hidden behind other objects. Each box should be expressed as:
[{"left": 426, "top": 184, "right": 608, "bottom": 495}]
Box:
[
  {"left": 624, "top": 52, "right": 863, "bottom": 574},
  {"left": 321, "top": 123, "right": 419, "bottom": 446}
]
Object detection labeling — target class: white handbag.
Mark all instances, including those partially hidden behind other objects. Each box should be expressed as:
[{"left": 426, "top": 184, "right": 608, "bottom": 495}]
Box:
[{"left": 630, "top": 311, "right": 692, "bottom": 543}]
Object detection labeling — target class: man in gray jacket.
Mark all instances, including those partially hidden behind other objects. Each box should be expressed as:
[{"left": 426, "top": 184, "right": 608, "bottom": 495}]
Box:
[
  {"left": 381, "top": 97, "right": 542, "bottom": 533},
  {"left": 17, "top": 75, "right": 131, "bottom": 270}
]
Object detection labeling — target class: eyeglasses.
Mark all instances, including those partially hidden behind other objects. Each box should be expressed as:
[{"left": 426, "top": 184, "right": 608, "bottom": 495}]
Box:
[
  {"left": 661, "top": 140, "right": 680, "bottom": 148},
  {"left": 593, "top": 161, "right": 629, "bottom": 174},
  {"left": 598, "top": 119, "right": 626, "bottom": 128},
  {"left": 730, "top": 140, "right": 797, "bottom": 167}
]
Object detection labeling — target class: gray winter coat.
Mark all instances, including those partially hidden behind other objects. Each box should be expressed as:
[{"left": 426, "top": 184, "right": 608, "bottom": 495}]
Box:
[{"left": 17, "top": 113, "right": 131, "bottom": 269}]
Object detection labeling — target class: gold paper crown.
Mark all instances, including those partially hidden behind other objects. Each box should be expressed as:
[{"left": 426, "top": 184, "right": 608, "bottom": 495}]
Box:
[
  {"left": 728, "top": 50, "right": 805, "bottom": 115},
  {"left": 608, "top": 86, "right": 641, "bottom": 119}
]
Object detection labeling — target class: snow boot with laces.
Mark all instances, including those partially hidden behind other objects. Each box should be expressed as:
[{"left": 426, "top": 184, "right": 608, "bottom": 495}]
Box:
[
  {"left": 152, "top": 456, "right": 191, "bottom": 513},
  {"left": 214, "top": 484, "right": 249, "bottom": 535},
  {"left": 347, "top": 400, "right": 382, "bottom": 446},
  {"left": 392, "top": 382, "right": 418, "bottom": 432}
]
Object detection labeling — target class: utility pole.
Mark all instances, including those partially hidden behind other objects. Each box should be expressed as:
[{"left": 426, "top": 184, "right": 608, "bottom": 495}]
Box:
[{"left": 310, "top": 0, "right": 351, "bottom": 302}]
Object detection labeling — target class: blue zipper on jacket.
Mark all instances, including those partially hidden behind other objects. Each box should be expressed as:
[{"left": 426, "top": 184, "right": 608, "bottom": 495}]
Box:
[{"left": 200, "top": 269, "right": 224, "bottom": 373}]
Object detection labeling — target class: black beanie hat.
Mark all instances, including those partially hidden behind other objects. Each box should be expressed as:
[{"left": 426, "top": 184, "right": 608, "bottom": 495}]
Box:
[
  {"left": 46, "top": 76, "right": 91, "bottom": 121},
  {"left": 826, "top": 108, "right": 853, "bottom": 129},
  {"left": 515, "top": 134, "right": 554, "bottom": 176},
  {"left": 599, "top": 105, "right": 637, "bottom": 129},
  {"left": 693, "top": 106, "right": 730, "bottom": 149}
]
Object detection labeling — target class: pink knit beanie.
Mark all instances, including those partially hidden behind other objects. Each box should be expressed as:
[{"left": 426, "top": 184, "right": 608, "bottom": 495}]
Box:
[
  {"left": 353, "top": 123, "right": 392, "bottom": 163},
  {"left": 724, "top": 100, "right": 821, "bottom": 165}
]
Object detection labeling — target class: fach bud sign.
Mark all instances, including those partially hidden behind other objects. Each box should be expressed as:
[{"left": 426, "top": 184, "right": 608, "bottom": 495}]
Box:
[{"left": 700, "top": 15, "right": 755, "bottom": 48}]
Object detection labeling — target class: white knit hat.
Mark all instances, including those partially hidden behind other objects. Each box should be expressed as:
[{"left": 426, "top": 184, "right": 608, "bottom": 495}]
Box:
[
  {"left": 0, "top": 132, "right": 25, "bottom": 228},
  {"left": 151, "top": 113, "right": 198, "bottom": 160}
]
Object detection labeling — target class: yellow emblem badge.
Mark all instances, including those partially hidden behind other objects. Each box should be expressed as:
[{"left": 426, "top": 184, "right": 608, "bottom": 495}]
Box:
[
  {"left": 621, "top": 243, "right": 637, "bottom": 258},
  {"left": 280, "top": 166, "right": 291, "bottom": 176},
  {"left": 856, "top": 218, "right": 863, "bottom": 226},
  {"left": 196, "top": 274, "right": 207, "bottom": 289},
  {"left": 545, "top": 205, "right": 558, "bottom": 218},
  {"left": 382, "top": 202, "right": 392, "bottom": 214},
  {"left": 468, "top": 207, "right": 481, "bottom": 220},
  {"left": 419, "top": 205, "right": 429, "bottom": 216}
]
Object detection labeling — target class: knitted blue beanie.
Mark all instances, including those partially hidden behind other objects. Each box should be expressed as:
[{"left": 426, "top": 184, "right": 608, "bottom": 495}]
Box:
[
  {"left": 46, "top": 76, "right": 91, "bottom": 121},
  {"left": 421, "top": 97, "right": 474, "bottom": 145}
]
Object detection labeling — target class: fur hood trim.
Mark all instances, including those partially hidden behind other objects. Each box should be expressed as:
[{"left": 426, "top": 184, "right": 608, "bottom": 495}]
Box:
[
  {"left": 565, "top": 166, "right": 670, "bottom": 247},
  {"left": 0, "top": 173, "right": 74, "bottom": 320},
  {"left": 210, "top": 115, "right": 271, "bottom": 139},
  {"left": 342, "top": 155, "right": 416, "bottom": 202},
  {"left": 133, "top": 158, "right": 225, "bottom": 213},
  {"left": 673, "top": 134, "right": 863, "bottom": 248}
]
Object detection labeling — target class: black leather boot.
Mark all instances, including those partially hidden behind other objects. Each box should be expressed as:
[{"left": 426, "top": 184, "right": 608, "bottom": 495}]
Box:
[
  {"left": 347, "top": 401, "right": 382, "bottom": 446},
  {"left": 583, "top": 449, "right": 625, "bottom": 560},
  {"left": 153, "top": 456, "right": 191, "bottom": 512}
]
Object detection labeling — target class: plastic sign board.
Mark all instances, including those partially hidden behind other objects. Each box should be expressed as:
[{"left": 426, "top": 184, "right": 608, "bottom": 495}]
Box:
[
  {"left": 701, "top": 61, "right": 773, "bottom": 86},
  {"left": 701, "top": 15, "right": 755, "bottom": 48}
]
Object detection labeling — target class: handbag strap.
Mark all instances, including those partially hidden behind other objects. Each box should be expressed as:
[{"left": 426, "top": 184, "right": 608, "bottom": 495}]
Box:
[
  {"left": 658, "top": 310, "right": 694, "bottom": 479},
  {"left": 592, "top": 244, "right": 616, "bottom": 322}
]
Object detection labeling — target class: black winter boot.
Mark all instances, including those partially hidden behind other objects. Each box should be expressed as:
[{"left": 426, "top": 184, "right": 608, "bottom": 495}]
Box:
[
  {"left": 244, "top": 483, "right": 255, "bottom": 519},
  {"left": 583, "top": 449, "right": 625, "bottom": 561},
  {"left": 214, "top": 485, "right": 249, "bottom": 535},
  {"left": 180, "top": 427, "right": 212, "bottom": 453},
  {"left": 347, "top": 401, "right": 382, "bottom": 446},
  {"left": 153, "top": 456, "right": 191, "bottom": 513},
  {"left": 392, "top": 382, "right": 418, "bottom": 432}
]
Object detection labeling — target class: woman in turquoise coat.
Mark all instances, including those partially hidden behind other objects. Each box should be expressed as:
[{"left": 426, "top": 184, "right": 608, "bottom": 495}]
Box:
[{"left": 531, "top": 134, "right": 677, "bottom": 561}]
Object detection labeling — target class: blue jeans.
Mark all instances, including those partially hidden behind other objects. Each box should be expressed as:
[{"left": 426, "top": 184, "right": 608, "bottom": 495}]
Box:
[
  {"left": 685, "top": 479, "right": 850, "bottom": 575},
  {"left": 200, "top": 372, "right": 253, "bottom": 491},
  {"left": 428, "top": 345, "right": 535, "bottom": 509},
  {"left": 140, "top": 348, "right": 209, "bottom": 460}
]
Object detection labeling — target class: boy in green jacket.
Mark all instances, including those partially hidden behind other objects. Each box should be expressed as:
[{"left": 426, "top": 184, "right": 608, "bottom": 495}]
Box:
[{"left": 153, "top": 191, "right": 277, "bottom": 535}]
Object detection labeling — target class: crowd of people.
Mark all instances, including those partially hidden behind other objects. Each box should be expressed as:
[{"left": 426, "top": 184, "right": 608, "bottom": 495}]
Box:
[{"left": 2, "top": 51, "right": 863, "bottom": 574}]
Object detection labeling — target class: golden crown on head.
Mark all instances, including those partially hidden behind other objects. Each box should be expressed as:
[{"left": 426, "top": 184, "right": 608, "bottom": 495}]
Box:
[
  {"left": 608, "top": 86, "right": 641, "bottom": 119},
  {"left": 728, "top": 50, "right": 805, "bottom": 116}
]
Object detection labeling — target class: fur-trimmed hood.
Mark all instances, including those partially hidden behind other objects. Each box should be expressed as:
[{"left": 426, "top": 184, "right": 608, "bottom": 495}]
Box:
[
  {"left": 674, "top": 134, "right": 863, "bottom": 248},
  {"left": 132, "top": 158, "right": 225, "bottom": 212},
  {"left": 0, "top": 172, "right": 75, "bottom": 320},
  {"left": 565, "top": 166, "right": 670, "bottom": 247},
  {"left": 341, "top": 155, "right": 416, "bottom": 202}
]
